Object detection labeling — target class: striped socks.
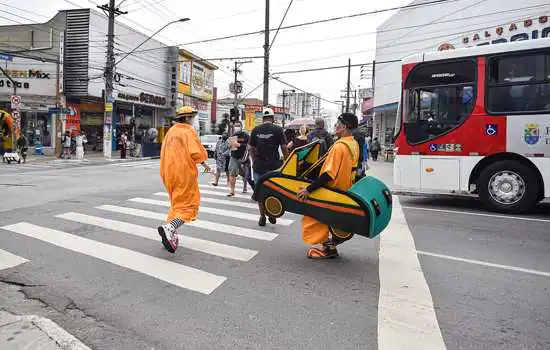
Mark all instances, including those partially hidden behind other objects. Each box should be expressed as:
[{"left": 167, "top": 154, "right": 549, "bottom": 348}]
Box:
[{"left": 169, "top": 218, "right": 185, "bottom": 230}]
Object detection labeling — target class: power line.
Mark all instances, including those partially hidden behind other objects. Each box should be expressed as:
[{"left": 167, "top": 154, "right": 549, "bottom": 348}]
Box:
[
  {"left": 269, "top": 0, "right": 294, "bottom": 51},
  {"left": 180, "top": 0, "right": 460, "bottom": 46},
  {"left": 271, "top": 76, "right": 338, "bottom": 106},
  {"left": 271, "top": 8, "right": 550, "bottom": 71}
]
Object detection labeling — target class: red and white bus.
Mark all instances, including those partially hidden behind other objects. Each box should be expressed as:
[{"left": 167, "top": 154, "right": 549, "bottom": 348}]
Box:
[{"left": 393, "top": 38, "right": 550, "bottom": 213}]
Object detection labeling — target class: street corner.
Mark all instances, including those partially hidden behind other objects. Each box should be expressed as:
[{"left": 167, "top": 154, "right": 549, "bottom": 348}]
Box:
[{"left": 0, "top": 310, "right": 90, "bottom": 350}]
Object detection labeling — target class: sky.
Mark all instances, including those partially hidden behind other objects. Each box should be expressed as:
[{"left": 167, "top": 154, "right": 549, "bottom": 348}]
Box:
[{"left": 0, "top": 0, "right": 412, "bottom": 114}]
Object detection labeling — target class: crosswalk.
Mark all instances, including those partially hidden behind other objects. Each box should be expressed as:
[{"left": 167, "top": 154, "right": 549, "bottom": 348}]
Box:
[{"left": 0, "top": 182, "right": 295, "bottom": 295}]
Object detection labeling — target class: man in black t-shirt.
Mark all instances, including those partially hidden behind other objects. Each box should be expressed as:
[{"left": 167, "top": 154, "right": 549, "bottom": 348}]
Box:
[
  {"left": 228, "top": 121, "right": 250, "bottom": 196},
  {"left": 249, "top": 108, "right": 289, "bottom": 227}
]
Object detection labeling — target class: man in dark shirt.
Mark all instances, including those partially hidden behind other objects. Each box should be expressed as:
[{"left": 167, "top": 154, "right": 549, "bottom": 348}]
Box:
[
  {"left": 228, "top": 121, "right": 250, "bottom": 196},
  {"left": 249, "top": 108, "right": 289, "bottom": 227}
]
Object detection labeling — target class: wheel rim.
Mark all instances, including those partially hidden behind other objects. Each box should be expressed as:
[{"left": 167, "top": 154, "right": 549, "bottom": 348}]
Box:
[
  {"left": 264, "top": 196, "right": 283, "bottom": 217},
  {"left": 488, "top": 170, "right": 525, "bottom": 205}
]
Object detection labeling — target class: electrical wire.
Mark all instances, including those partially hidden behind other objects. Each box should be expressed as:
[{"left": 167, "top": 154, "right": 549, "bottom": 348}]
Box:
[
  {"left": 269, "top": 0, "right": 294, "bottom": 51},
  {"left": 271, "top": 76, "right": 339, "bottom": 105},
  {"left": 180, "top": 0, "right": 461, "bottom": 46}
]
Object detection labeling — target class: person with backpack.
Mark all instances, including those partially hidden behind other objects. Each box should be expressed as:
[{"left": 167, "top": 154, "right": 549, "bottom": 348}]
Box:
[
  {"left": 249, "top": 108, "right": 289, "bottom": 227},
  {"left": 227, "top": 121, "right": 250, "bottom": 196},
  {"left": 307, "top": 118, "right": 333, "bottom": 156},
  {"left": 370, "top": 137, "right": 380, "bottom": 161},
  {"left": 352, "top": 127, "right": 365, "bottom": 179},
  {"left": 296, "top": 113, "right": 360, "bottom": 260}
]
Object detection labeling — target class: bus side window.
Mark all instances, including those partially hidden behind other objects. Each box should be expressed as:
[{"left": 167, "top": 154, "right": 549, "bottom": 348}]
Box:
[{"left": 487, "top": 53, "right": 550, "bottom": 114}]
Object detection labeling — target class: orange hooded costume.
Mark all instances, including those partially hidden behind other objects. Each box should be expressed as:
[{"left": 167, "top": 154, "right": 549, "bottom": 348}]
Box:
[{"left": 160, "top": 118, "right": 208, "bottom": 223}]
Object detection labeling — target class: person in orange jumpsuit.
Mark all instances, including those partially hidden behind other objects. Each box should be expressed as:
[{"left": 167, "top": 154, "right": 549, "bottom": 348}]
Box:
[
  {"left": 158, "top": 106, "right": 211, "bottom": 253},
  {"left": 297, "top": 112, "right": 360, "bottom": 259}
]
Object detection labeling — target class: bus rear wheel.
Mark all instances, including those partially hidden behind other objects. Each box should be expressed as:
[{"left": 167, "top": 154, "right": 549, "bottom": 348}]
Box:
[{"left": 478, "top": 160, "right": 538, "bottom": 214}]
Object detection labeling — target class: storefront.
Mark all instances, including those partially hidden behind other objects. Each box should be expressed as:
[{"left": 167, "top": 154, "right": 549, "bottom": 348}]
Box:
[
  {"left": 0, "top": 55, "right": 58, "bottom": 154},
  {"left": 374, "top": 0, "right": 549, "bottom": 147},
  {"left": 113, "top": 91, "right": 170, "bottom": 151}
]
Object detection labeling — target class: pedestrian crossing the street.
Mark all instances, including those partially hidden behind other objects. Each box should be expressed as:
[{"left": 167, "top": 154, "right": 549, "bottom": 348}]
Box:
[{"left": 0, "top": 182, "right": 292, "bottom": 295}]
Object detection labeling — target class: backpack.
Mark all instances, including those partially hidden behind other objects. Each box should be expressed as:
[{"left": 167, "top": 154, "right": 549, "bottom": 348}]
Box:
[{"left": 310, "top": 132, "right": 329, "bottom": 157}]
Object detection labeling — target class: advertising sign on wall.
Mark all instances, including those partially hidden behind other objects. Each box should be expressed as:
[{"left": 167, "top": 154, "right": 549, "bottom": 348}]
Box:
[
  {"left": 178, "top": 57, "right": 191, "bottom": 96},
  {"left": 204, "top": 68, "right": 214, "bottom": 101},
  {"left": 437, "top": 14, "right": 550, "bottom": 51},
  {"left": 0, "top": 56, "right": 56, "bottom": 97},
  {"left": 65, "top": 103, "right": 81, "bottom": 135},
  {"left": 191, "top": 62, "right": 205, "bottom": 99}
]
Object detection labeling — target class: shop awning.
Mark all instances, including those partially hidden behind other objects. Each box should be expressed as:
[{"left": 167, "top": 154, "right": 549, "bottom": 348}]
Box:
[{"left": 374, "top": 102, "right": 398, "bottom": 113}]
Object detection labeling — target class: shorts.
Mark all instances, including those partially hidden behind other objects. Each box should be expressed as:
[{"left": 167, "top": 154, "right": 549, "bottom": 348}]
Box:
[{"left": 228, "top": 157, "right": 243, "bottom": 177}]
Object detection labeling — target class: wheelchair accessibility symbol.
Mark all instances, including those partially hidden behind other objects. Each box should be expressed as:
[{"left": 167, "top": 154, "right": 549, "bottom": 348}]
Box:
[{"left": 485, "top": 124, "right": 498, "bottom": 136}]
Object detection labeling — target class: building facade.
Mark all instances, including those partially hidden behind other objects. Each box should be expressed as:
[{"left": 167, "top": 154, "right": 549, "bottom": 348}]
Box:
[
  {"left": 0, "top": 8, "right": 217, "bottom": 155},
  {"left": 276, "top": 92, "right": 321, "bottom": 119},
  {"left": 177, "top": 48, "right": 217, "bottom": 136},
  {"left": 373, "top": 0, "right": 549, "bottom": 148}
]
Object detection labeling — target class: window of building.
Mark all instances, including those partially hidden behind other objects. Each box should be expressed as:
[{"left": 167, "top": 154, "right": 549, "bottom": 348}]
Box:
[
  {"left": 403, "top": 60, "right": 476, "bottom": 144},
  {"left": 487, "top": 52, "right": 550, "bottom": 114}
]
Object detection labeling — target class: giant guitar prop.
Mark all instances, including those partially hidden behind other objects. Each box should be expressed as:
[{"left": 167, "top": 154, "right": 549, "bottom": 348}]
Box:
[{"left": 253, "top": 140, "right": 393, "bottom": 239}]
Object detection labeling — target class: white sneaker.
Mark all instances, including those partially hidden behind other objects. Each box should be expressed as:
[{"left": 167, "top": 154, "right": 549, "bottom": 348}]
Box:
[{"left": 158, "top": 223, "right": 179, "bottom": 253}]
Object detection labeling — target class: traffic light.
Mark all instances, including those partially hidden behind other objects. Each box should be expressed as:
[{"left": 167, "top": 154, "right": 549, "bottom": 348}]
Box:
[{"left": 230, "top": 107, "right": 239, "bottom": 122}]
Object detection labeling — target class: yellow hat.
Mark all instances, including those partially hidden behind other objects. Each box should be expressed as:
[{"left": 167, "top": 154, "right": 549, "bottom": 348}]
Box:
[{"left": 176, "top": 106, "right": 198, "bottom": 116}]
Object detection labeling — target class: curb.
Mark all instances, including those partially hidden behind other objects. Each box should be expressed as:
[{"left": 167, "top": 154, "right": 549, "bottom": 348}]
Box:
[
  {"left": 26, "top": 315, "right": 90, "bottom": 350},
  {"left": 392, "top": 189, "right": 477, "bottom": 199},
  {"left": 0, "top": 311, "right": 90, "bottom": 349}
]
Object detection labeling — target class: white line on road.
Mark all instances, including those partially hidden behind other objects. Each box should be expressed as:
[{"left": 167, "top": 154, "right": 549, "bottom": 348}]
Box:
[
  {"left": 0, "top": 248, "right": 29, "bottom": 270},
  {"left": 417, "top": 250, "right": 550, "bottom": 278},
  {"left": 197, "top": 186, "right": 251, "bottom": 199},
  {"left": 127, "top": 197, "right": 294, "bottom": 225},
  {"left": 96, "top": 205, "right": 279, "bottom": 241},
  {"left": 1, "top": 222, "right": 226, "bottom": 295},
  {"left": 401, "top": 205, "right": 550, "bottom": 224},
  {"left": 56, "top": 212, "right": 257, "bottom": 261},
  {"left": 201, "top": 197, "right": 257, "bottom": 209},
  {"left": 378, "top": 198, "right": 446, "bottom": 349}
]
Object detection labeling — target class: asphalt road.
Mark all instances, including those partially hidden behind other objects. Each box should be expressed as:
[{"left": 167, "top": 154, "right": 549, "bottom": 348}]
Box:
[{"left": 0, "top": 159, "right": 549, "bottom": 349}]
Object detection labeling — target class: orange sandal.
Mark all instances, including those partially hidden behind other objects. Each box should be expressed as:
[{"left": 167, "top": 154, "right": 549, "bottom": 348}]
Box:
[{"left": 307, "top": 245, "right": 338, "bottom": 260}]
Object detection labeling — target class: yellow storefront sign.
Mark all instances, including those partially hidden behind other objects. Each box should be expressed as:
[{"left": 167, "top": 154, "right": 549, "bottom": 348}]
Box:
[{"left": 105, "top": 102, "right": 113, "bottom": 112}]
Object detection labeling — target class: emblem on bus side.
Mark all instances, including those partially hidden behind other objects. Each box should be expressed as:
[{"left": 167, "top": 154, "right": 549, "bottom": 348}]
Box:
[{"left": 524, "top": 124, "right": 540, "bottom": 145}]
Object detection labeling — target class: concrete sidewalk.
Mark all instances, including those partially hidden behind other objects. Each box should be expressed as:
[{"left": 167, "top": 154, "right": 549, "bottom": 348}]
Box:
[
  {"left": 0, "top": 310, "right": 89, "bottom": 349},
  {"left": 24, "top": 152, "right": 159, "bottom": 166}
]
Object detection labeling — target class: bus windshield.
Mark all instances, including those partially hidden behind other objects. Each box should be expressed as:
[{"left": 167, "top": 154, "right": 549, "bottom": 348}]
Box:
[{"left": 403, "top": 60, "right": 476, "bottom": 144}]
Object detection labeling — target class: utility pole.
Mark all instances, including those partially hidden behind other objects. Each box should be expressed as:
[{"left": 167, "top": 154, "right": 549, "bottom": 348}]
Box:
[
  {"left": 353, "top": 89, "right": 357, "bottom": 115},
  {"left": 98, "top": 0, "right": 126, "bottom": 158},
  {"left": 346, "top": 58, "right": 351, "bottom": 113},
  {"left": 230, "top": 60, "right": 252, "bottom": 135},
  {"left": 262, "top": 0, "right": 270, "bottom": 106}
]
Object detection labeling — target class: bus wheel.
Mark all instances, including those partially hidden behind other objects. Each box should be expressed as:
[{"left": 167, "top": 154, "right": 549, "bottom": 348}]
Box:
[{"left": 478, "top": 160, "right": 538, "bottom": 214}]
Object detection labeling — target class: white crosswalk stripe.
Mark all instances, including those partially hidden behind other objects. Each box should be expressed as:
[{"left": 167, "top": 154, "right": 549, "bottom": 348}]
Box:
[
  {"left": 1, "top": 222, "right": 226, "bottom": 295},
  {"left": 96, "top": 204, "right": 279, "bottom": 241},
  {"left": 56, "top": 212, "right": 258, "bottom": 261},
  {"left": 127, "top": 197, "right": 293, "bottom": 225},
  {"left": 0, "top": 183, "right": 292, "bottom": 295},
  {"left": 0, "top": 248, "right": 29, "bottom": 270}
]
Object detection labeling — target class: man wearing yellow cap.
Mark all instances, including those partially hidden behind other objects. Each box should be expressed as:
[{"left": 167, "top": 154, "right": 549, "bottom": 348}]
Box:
[{"left": 158, "top": 106, "right": 211, "bottom": 253}]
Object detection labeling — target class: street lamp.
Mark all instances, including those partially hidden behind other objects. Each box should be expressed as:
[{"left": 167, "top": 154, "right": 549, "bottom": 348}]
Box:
[
  {"left": 282, "top": 89, "right": 295, "bottom": 128},
  {"left": 115, "top": 18, "right": 190, "bottom": 66}
]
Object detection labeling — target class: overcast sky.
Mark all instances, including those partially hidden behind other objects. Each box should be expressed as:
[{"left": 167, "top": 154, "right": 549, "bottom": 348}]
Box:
[{"left": 0, "top": 0, "right": 412, "bottom": 114}]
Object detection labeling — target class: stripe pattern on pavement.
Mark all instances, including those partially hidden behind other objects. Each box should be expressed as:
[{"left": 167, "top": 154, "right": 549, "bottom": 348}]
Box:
[{"left": 0, "top": 182, "right": 291, "bottom": 295}]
